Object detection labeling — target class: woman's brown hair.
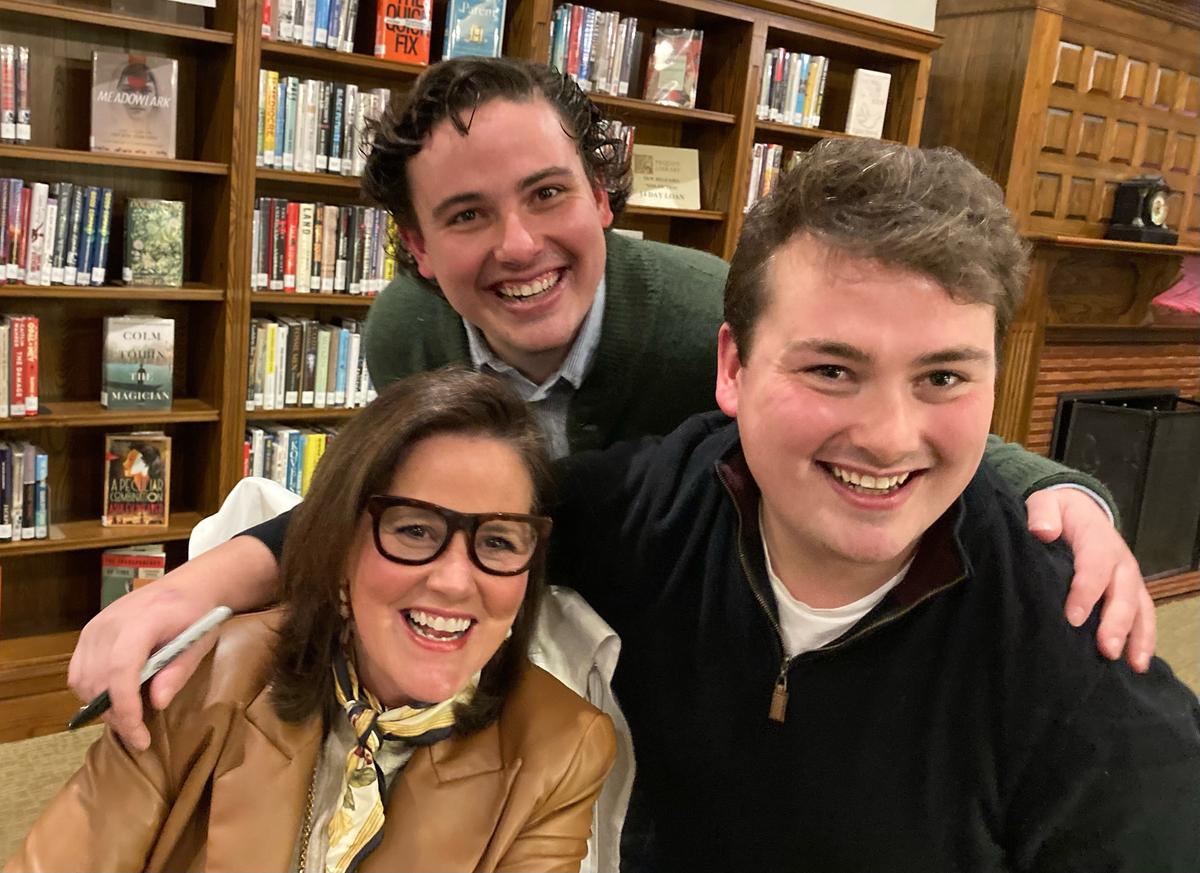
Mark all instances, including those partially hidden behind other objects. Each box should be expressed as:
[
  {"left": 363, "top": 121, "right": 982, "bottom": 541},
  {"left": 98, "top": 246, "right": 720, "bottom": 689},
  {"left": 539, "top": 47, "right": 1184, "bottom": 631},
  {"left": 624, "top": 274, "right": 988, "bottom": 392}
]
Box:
[{"left": 270, "top": 367, "right": 553, "bottom": 734}]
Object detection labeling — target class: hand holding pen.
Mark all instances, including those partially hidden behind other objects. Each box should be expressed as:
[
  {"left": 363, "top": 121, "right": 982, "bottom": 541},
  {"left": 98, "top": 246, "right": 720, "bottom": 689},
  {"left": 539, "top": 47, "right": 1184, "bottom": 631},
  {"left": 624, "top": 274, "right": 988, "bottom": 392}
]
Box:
[{"left": 68, "top": 606, "right": 233, "bottom": 732}]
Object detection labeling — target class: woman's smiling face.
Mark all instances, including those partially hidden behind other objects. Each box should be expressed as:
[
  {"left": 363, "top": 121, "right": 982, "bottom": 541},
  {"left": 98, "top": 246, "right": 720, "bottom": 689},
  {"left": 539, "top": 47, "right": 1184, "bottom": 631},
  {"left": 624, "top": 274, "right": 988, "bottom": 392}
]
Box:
[{"left": 348, "top": 432, "right": 534, "bottom": 707}]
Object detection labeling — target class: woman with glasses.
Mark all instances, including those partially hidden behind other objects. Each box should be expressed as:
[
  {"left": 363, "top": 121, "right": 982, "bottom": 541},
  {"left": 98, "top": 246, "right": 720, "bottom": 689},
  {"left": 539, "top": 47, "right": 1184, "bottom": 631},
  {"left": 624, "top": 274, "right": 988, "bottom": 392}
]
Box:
[{"left": 9, "top": 368, "right": 616, "bottom": 873}]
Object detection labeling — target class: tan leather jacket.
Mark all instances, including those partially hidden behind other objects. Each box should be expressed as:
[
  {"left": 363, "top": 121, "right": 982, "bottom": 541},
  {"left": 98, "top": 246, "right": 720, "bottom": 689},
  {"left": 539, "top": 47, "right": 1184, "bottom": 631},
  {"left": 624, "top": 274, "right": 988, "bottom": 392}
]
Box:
[{"left": 6, "top": 611, "right": 616, "bottom": 872}]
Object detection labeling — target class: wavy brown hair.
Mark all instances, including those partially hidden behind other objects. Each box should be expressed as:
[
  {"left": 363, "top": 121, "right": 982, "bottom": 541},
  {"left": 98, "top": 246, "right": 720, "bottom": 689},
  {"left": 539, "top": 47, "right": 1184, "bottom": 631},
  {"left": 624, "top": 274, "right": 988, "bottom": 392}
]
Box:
[
  {"left": 726, "top": 138, "right": 1029, "bottom": 360},
  {"left": 270, "top": 367, "right": 553, "bottom": 734},
  {"left": 361, "top": 56, "right": 630, "bottom": 278}
]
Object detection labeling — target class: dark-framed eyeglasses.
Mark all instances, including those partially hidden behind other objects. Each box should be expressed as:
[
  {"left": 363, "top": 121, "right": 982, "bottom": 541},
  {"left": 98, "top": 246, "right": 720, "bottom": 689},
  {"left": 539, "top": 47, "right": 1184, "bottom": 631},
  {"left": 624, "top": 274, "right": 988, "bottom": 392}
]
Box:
[{"left": 365, "top": 495, "right": 553, "bottom": 576}]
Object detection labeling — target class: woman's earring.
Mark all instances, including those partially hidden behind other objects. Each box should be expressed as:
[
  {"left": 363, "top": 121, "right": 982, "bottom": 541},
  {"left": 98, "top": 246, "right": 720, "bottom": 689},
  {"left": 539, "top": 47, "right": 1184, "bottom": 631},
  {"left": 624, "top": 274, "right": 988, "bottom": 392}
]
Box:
[{"left": 338, "top": 583, "right": 352, "bottom": 644}]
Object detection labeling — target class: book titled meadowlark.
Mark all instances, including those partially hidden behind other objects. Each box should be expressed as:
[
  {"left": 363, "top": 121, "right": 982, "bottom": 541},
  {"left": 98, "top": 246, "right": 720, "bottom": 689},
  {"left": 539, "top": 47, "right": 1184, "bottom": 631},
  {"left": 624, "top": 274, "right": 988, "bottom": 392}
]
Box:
[
  {"left": 102, "top": 431, "right": 171, "bottom": 526},
  {"left": 90, "top": 52, "right": 178, "bottom": 158},
  {"left": 102, "top": 315, "right": 175, "bottom": 410},
  {"left": 124, "top": 198, "right": 184, "bottom": 286}
]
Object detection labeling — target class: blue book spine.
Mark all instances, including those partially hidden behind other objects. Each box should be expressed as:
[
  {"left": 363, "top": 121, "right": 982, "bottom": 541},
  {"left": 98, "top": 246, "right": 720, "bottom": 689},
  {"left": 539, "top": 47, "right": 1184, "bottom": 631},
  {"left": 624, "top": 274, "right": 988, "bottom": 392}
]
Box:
[
  {"left": 287, "top": 432, "right": 303, "bottom": 494},
  {"left": 63, "top": 184, "right": 86, "bottom": 286},
  {"left": 335, "top": 327, "right": 349, "bottom": 403},
  {"left": 34, "top": 447, "right": 47, "bottom": 538},
  {"left": 75, "top": 187, "right": 100, "bottom": 285},
  {"left": 90, "top": 187, "right": 114, "bottom": 286},
  {"left": 275, "top": 81, "right": 288, "bottom": 168},
  {"left": 578, "top": 7, "right": 595, "bottom": 84},
  {"left": 794, "top": 54, "right": 810, "bottom": 125},
  {"left": 314, "top": 0, "right": 331, "bottom": 46},
  {"left": 325, "top": 0, "right": 343, "bottom": 49},
  {"left": 329, "top": 83, "right": 345, "bottom": 174}
]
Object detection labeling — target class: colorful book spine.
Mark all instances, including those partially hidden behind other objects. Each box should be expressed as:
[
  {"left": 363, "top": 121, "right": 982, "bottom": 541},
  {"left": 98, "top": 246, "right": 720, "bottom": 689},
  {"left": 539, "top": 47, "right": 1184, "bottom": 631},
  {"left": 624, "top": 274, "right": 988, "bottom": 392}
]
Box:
[{"left": 91, "top": 187, "right": 114, "bottom": 285}]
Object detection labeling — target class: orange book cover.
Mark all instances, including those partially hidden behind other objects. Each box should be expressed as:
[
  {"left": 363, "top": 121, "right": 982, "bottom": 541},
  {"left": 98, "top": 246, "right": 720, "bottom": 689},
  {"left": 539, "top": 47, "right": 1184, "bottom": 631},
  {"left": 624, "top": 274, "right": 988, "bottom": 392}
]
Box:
[{"left": 374, "top": 0, "right": 432, "bottom": 64}]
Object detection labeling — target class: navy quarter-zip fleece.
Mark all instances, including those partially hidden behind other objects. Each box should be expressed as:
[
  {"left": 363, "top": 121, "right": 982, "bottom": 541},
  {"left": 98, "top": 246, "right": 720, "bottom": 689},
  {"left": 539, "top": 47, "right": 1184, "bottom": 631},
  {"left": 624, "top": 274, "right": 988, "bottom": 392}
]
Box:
[{"left": 552, "top": 411, "right": 1200, "bottom": 873}]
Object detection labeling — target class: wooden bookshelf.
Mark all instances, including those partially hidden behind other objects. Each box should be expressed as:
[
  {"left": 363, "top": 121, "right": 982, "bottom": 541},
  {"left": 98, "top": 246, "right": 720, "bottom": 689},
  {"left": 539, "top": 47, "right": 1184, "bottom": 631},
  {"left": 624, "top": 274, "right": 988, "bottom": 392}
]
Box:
[
  {"left": 0, "top": 0, "right": 234, "bottom": 43},
  {"left": 261, "top": 40, "right": 426, "bottom": 77},
  {"left": 246, "top": 407, "right": 359, "bottom": 422},
  {"left": 0, "top": 512, "right": 203, "bottom": 557},
  {"left": 0, "top": 400, "right": 220, "bottom": 430},
  {"left": 0, "top": 0, "right": 244, "bottom": 740},
  {"left": 250, "top": 292, "right": 375, "bottom": 306},
  {"left": 0, "top": 144, "right": 229, "bottom": 175},
  {"left": 256, "top": 168, "right": 365, "bottom": 190}
]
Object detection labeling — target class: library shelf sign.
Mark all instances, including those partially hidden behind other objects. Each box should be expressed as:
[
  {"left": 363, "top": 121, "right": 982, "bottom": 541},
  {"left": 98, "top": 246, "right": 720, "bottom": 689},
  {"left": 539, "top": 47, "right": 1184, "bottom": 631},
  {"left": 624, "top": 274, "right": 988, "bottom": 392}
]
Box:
[{"left": 626, "top": 144, "right": 701, "bottom": 211}]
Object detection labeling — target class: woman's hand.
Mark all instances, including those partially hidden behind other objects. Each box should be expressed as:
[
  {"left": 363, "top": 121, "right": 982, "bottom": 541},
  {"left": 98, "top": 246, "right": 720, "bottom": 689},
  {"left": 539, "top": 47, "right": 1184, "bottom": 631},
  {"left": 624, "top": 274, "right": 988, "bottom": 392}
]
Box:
[{"left": 68, "top": 536, "right": 281, "bottom": 750}]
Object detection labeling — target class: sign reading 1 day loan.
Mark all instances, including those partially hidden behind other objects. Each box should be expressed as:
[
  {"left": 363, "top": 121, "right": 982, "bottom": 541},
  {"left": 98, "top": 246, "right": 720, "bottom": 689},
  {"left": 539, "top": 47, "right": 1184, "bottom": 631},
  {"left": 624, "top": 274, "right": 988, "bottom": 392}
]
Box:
[{"left": 627, "top": 144, "right": 702, "bottom": 211}]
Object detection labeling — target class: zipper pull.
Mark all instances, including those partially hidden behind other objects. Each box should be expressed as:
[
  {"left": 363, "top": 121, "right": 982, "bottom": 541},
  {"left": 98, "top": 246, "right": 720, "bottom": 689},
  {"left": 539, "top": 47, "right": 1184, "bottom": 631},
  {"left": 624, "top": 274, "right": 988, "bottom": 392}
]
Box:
[{"left": 768, "top": 669, "right": 788, "bottom": 723}]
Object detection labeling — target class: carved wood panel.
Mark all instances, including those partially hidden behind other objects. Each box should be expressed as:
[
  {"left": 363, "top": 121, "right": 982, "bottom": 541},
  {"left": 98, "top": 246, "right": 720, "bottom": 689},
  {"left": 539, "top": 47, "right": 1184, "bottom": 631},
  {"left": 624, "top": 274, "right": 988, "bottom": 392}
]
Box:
[
  {"left": 1026, "top": 337, "right": 1200, "bottom": 455},
  {"left": 1027, "top": 19, "right": 1200, "bottom": 244}
]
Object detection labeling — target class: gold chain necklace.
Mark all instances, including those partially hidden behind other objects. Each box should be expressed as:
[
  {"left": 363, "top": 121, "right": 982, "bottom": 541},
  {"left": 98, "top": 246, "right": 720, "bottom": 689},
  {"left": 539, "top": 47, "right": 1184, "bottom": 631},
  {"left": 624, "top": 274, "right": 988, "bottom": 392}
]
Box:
[{"left": 297, "top": 753, "right": 321, "bottom": 873}]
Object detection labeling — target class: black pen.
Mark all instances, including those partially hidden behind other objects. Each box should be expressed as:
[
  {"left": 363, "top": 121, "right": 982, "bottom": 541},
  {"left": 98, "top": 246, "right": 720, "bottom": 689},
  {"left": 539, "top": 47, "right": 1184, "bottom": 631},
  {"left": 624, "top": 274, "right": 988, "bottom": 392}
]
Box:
[{"left": 67, "top": 606, "right": 233, "bottom": 731}]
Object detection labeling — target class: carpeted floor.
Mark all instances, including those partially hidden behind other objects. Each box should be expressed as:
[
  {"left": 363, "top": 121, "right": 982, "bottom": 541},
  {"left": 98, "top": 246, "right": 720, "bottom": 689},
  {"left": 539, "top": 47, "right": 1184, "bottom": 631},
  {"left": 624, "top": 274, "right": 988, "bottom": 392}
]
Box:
[{"left": 0, "top": 725, "right": 102, "bottom": 862}]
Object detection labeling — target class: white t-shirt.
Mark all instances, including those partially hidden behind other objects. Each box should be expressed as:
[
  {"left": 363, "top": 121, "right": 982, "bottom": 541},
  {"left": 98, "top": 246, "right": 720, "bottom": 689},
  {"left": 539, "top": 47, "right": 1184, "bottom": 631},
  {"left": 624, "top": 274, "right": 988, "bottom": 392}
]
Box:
[{"left": 760, "top": 509, "right": 912, "bottom": 658}]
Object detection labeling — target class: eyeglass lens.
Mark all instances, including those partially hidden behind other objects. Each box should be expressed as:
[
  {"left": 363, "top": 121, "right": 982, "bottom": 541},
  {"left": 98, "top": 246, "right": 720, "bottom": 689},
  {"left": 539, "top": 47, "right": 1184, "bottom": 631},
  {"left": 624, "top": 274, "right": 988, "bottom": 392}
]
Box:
[{"left": 376, "top": 503, "right": 539, "bottom": 574}]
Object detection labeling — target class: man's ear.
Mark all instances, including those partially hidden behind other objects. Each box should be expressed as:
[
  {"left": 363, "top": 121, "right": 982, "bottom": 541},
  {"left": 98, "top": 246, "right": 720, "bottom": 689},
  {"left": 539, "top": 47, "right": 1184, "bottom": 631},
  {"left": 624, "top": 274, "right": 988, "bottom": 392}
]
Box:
[
  {"left": 592, "top": 183, "right": 614, "bottom": 229},
  {"left": 715, "top": 323, "right": 743, "bottom": 418},
  {"left": 397, "top": 227, "right": 436, "bottom": 280}
]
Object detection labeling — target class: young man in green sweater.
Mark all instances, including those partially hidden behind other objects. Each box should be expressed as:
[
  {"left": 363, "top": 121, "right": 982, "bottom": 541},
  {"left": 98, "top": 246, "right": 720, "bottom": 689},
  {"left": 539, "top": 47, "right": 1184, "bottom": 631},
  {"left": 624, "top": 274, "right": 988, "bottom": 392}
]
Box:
[{"left": 69, "top": 58, "right": 1153, "bottom": 754}]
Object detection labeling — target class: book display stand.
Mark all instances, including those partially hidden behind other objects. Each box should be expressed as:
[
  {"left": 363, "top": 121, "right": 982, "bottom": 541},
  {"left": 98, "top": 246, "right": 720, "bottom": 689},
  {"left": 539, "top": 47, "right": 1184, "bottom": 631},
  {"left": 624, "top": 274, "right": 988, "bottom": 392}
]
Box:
[{"left": 0, "top": 0, "right": 938, "bottom": 739}]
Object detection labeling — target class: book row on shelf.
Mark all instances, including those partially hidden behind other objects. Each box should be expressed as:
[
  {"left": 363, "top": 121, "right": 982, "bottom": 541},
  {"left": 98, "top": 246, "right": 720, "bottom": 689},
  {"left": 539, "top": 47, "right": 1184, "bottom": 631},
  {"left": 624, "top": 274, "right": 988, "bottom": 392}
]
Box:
[
  {"left": 257, "top": 74, "right": 389, "bottom": 176},
  {"left": 262, "top": 0, "right": 364, "bottom": 54},
  {"left": 0, "top": 433, "right": 173, "bottom": 542},
  {"left": 2, "top": 178, "right": 185, "bottom": 288},
  {"left": 0, "top": 315, "right": 38, "bottom": 420},
  {"left": 551, "top": 7, "right": 643, "bottom": 99},
  {"left": 251, "top": 200, "right": 398, "bottom": 294},
  {"left": 243, "top": 423, "right": 337, "bottom": 497},
  {"left": 607, "top": 121, "right": 635, "bottom": 167},
  {"left": 555, "top": 15, "right": 704, "bottom": 110},
  {"left": 247, "top": 315, "right": 379, "bottom": 412},
  {"left": 263, "top": 0, "right": 509, "bottom": 63},
  {"left": 757, "top": 49, "right": 831, "bottom": 130},
  {"left": 757, "top": 49, "right": 895, "bottom": 139},
  {"left": 0, "top": 44, "right": 32, "bottom": 145},
  {"left": 0, "top": 441, "right": 49, "bottom": 543},
  {"left": 745, "top": 143, "right": 801, "bottom": 211}
]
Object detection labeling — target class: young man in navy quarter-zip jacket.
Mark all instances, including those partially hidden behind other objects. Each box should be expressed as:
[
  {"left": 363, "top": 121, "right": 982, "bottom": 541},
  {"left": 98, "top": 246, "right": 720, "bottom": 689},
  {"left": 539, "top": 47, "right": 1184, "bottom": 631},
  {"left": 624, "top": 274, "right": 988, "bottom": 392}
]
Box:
[{"left": 550, "top": 139, "right": 1200, "bottom": 873}]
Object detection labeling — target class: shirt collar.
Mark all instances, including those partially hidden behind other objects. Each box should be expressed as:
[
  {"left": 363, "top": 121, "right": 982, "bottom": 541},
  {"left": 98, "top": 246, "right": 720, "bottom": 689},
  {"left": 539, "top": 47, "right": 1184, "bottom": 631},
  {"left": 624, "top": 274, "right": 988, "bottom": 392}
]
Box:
[{"left": 464, "top": 276, "right": 607, "bottom": 394}]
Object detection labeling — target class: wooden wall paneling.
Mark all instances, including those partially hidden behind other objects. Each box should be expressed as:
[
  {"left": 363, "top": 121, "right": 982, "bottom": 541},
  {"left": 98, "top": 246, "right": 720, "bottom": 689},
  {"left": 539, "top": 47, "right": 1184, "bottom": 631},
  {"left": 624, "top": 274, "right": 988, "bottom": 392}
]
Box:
[
  {"left": 921, "top": 7, "right": 1037, "bottom": 185},
  {"left": 992, "top": 244, "right": 1056, "bottom": 442},
  {"left": 1024, "top": 15, "right": 1200, "bottom": 243}
]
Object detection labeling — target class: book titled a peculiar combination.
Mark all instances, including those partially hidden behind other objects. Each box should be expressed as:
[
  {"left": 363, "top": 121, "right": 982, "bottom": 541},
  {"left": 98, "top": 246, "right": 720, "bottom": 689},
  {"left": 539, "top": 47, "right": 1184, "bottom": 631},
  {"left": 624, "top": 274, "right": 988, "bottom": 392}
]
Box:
[{"left": 102, "top": 431, "right": 171, "bottom": 527}]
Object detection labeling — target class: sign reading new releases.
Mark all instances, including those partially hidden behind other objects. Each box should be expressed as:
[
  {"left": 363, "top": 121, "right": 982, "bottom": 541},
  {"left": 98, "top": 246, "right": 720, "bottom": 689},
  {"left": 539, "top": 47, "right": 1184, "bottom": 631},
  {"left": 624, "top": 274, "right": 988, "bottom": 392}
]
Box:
[{"left": 627, "top": 144, "right": 702, "bottom": 211}]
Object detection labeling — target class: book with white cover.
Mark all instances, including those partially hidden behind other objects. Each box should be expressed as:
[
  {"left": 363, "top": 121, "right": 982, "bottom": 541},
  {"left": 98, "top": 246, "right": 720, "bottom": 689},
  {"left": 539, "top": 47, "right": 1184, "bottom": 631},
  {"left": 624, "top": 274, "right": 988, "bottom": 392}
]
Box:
[
  {"left": 844, "top": 68, "right": 892, "bottom": 139},
  {"left": 91, "top": 52, "right": 178, "bottom": 158}
]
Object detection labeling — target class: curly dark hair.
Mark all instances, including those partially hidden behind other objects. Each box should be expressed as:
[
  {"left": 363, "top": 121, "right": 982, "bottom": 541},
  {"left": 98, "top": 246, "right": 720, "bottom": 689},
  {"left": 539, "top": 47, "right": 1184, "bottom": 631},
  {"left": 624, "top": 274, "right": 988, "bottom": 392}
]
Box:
[
  {"left": 726, "top": 138, "right": 1029, "bottom": 360},
  {"left": 270, "top": 367, "right": 554, "bottom": 736},
  {"left": 362, "top": 56, "right": 631, "bottom": 273}
]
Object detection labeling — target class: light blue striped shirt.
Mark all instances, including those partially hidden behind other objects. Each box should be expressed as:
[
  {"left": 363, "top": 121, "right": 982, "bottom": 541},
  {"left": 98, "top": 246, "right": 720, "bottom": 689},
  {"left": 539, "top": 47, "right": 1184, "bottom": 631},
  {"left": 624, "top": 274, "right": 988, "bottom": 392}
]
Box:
[{"left": 464, "top": 278, "right": 606, "bottom": 459}]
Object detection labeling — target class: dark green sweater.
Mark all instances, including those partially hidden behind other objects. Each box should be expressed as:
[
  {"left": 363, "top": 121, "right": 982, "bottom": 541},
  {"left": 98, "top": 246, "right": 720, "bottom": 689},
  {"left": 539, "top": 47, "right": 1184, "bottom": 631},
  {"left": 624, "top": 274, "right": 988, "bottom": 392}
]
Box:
[{"left": 363, "top": 231, "right": 1113, "bottom": 508}]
